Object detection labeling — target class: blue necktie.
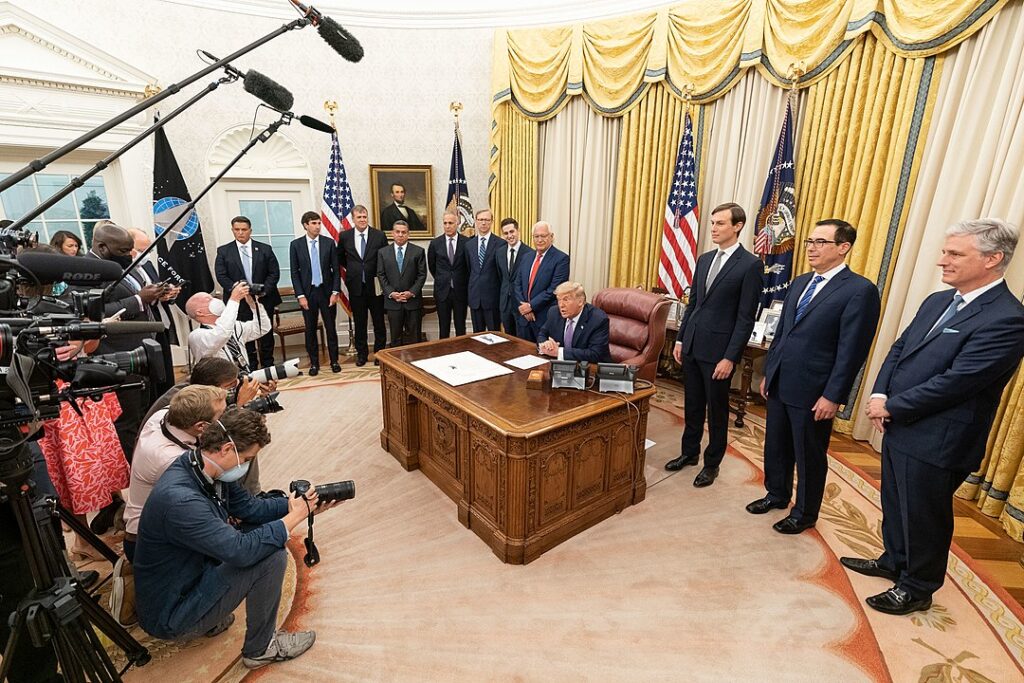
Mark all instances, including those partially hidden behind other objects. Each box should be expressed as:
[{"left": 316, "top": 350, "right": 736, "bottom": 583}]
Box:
[
  {"left": 311, "top": 240, "right": 322, "bottom": 287},
  {"left": 794, "top": 274, "right": 825, "bottom": 323},
  {"left": 928, "top": 294, "right": 964, "bottom": 336},
  {"left": 397, "top": 246, "right": 405, "bottom": 273},
  {"left": 478, "top": 238, "right": 485, "bottom": 267}
]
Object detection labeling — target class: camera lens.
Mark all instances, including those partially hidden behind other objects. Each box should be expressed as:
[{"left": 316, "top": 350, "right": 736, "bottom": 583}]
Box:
[{"left": 315, "top": 480, "right": 355, "bottom": 503}]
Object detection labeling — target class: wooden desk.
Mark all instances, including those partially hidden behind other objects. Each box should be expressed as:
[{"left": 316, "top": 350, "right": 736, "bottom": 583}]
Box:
[{"left": 377, "top": 334, "right": 655, "bottom": 564}]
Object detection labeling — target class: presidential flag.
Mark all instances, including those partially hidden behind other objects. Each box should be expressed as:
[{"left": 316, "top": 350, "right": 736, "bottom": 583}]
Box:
[
  {"left": 152, "top": 125, "right": 214, "bottom": 312},
  {"left": 320, "top": 129, "right": 355, "bottom": 314},
  {"left": 446, "top": 123, "right": 474, "bottom": 235},
  {"left": 657, "top": 112, "right": 699, "bottom": 299},
  {"left": 754, "top": 101, "right": 797, "bottom": 309}
]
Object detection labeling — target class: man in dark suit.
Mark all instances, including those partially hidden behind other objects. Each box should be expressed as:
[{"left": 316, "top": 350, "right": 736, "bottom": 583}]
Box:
[
  {"left": 289, "top": 211, "right": 341, "bottom": 376},
  {"left": 377, "top": 221, "right": 426, "bottom": 346},
  {"left": 746, "top": 219, "right": 881, "bottom": 534},
  {"left": 537, "top": 282, "right": 611, "bottom": 363},
  {"left": 515, "top": 221, "right": 571, "bottom": 342},
  {"left": 214, "top": 216, "right": 281, "bottom": 368},
  {"left": 496, "top": 217, "right": 532, "bottom": 336},
  {"left": 464, "top": 209, "right": 502, "bottom": 332},
  {"left": 842, "top": 218, "right": 1024, "bottom": 615},
  {"left": 129, "top": 227, "right": 181, "bottom": 399},
  {"left": 666, "top": 203, "right": 763, "bottom": 487},
  {"left": 379, "top": 183, "right": 425, "bottom": 234},
  {"left": 428, "top": 211, "right": 469, "bottom": 338},
  {"left": 339, "top": 205, "right": 388, "bottom": 365}
]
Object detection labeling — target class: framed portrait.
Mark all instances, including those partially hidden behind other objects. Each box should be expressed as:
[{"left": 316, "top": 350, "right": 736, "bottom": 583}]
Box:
[
  {"left": 369, "top": 165, "right": 434, "bottom": 239},
  {"left": 760, "top": 309, "right": 782, "bottom": 341},
  {"left": 769, "top": 299, "right": 785, "bottom": 312}
]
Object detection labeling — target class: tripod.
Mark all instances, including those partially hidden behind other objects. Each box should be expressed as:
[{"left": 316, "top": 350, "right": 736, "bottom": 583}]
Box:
[{"left": 0, "top": 440, "right": 149, "bottom": 682}]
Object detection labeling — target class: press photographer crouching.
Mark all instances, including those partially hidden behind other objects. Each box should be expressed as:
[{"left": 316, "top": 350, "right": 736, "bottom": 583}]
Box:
[{"left": 133, "top": 407, "right": 341, "bottom": 669}]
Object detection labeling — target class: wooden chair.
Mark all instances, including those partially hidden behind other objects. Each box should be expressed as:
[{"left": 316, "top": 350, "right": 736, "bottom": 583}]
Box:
[{"left": 273, "top": 286, "right": 325, "bottom": 362}]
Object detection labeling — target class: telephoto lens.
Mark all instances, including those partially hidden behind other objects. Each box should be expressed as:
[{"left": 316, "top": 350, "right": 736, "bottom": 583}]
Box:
[
  {"left": 244, "top": 391, "right": 284, "bottom": 414},
  {"left": 248, "top": 358, "right": 301, "bottom": 383},
  {"left": 289, "top": 479, "right": 355, "bottom": 505}
]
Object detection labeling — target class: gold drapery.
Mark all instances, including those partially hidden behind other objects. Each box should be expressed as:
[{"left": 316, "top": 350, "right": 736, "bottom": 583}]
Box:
[{"left": 489, "top": 102, "right": 538, "bottom": 241}]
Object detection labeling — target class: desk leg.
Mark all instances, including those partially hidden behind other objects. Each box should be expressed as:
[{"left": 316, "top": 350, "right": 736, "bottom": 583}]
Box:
[{"left": 734, "top": 354, "right": 754, "bottom": 428}]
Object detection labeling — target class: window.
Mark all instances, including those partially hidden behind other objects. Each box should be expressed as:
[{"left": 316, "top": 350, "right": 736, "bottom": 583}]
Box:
[
  {"left": 238, "top": 199, "right": 296, "bottom": 283},
  {"left": 0, "top": 173, "right": 111, "bottom": 248}
]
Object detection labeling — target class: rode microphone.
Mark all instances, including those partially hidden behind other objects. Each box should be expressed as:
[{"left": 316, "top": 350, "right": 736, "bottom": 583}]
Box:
[
  {"left": 299, "top": 115, "right": 334, "bottom": 134},
  {"left": 16, "top": 252, "right": 123, "bottom": 285},
  {"left": 287, "top": 0, "right": 364, "bottom": 62},
  {"left": 243, "top": 70, "right": 295, "bottom": 112}
]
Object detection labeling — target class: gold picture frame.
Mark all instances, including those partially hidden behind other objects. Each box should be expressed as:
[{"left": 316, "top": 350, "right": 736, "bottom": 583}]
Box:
[{"left": 369, "top": 165, "right": 434, "bottom": 239}]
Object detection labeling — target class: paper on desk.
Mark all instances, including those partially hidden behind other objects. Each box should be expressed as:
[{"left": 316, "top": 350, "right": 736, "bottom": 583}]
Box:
[
  {"left": 412, "top": 351, "right": 514, "bottom": 386},
  {"left": 505, "top": 354, "right": 549, "bottom": 370},
  {"left": 471, "top": 333, "right": 508, "bottom": 345},
  {"left": 645, "top": 439, "right": 656, "bottom": 450}
]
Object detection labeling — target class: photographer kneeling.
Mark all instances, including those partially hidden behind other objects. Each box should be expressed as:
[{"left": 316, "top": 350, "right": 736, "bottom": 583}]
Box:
[{"left": 133, "top": 407, "right": 339, "bottom": 669}]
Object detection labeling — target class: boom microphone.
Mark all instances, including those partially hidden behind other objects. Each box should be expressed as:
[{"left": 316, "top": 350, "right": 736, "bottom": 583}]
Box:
[
  {"left": 243, "top": 70, "right": 295, "bottom": 112},
  {"left": 286, "top": 1, "right": 364, "bottom": 62},
  {"left": 299, "top": 115, "right": 335, "bottom": 134},
  {"left": 16, "top": 252, "right": 123, "bottom": 285}
]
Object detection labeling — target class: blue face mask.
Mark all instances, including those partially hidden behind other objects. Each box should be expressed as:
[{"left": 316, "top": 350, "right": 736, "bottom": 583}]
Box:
[{"left": 211, "top": 420, "right": 249, "bottom": 482}]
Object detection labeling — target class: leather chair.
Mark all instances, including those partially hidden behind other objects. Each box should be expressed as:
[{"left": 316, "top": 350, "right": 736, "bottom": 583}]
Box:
[{"left": 592, "top": 288, "right": 671, "bottom": 382}]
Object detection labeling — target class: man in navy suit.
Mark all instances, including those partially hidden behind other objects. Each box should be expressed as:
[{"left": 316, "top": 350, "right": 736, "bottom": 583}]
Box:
[
  {"left": 289, "top": 211, "right": 341, "bottom": 376},
  {"left": 515, "top": 222, "right": 571, "bottom": 342},
  {"left": 746, "top": 219, "right": 881, "bottom": 534},
  {"left": 464, "top": 208, "right": 502, "bottom": 332},
  {"left": 214, "top": 216, "right": 281, "bottom": 369},
  {"left": 666, "top": 203, "right": 763, "bottom": 487},
  {"left": 428, "top": 211, "right": 469, "bottom": 338},
  {"left": 842, "top": 218, "right": 1024, "bottom": 615},
  {"left": 537, "top": 282, "right": 611, "bottom": 363},
  {"left": 339, "top": 205, "right": 388, "bottom": 365},
  {"left": 495, "top": 217, "right": 532, "bottom": 336}
]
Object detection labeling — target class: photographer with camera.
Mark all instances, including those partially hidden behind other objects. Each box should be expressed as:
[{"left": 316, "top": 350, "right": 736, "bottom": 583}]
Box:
[
  {"left": 133, "top": 407, "right": 340, "bottom": 670},
  {"left": 186, "top": 282, "right": 271, "bottom": 373},
  {"left": 143, "top": 357, "right": 261, "bottom": 424}
]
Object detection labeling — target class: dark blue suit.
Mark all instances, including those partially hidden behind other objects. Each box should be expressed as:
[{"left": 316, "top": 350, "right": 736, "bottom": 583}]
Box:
[
  {"left": 464, "top": 233, "right": 502, "bottom": 332},
  {"left": 428, "top": 233, "right": 469, "bottom": 338},
  {"left": 496, "top": 240, "right": 533, "bottom": 335},
  {"left": 539, "top": 303, "right": 612, "bottom": 363},
  {"left": 514, "top": 245, "right": 571, "bottom": 342},
  {"left": 762, "top": 266, "right": 881, "bottom": 524},
  {"left": 289, "top": 234, "right": 341, "bottom": 367},
  {"left": 873, "top": 281, "right": 1024, "bottom": 598}
]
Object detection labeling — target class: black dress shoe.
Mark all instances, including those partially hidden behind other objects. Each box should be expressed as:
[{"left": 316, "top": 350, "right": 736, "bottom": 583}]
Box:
[
  {"left": 665, "top": 454, "right": 699, "bottom": 471},
  {"left": 772, "top": 516, "right": 816, "bottom": 534},
  {"left": 839, "top": 557, "right": 898, "bottom": 582},
  {"left": 89, "top": 500, "right": 120, "bottom": 534},
  {"left": 374, "top": 359, "right": 379, "bottom": 366},
  {"left": 866, "top": 586, "right": 932, "bottom": 615},
  {"left": 78, "top": 569, "right": 100, "bottom": 590},
  {"left": 693, "top": 467, "right": 719, "bottom": 487},
  {"left": 308, "top": 366, "right": 319, "bottom": 376},
  {"left": 745, "top": 496, "right": 790, "bottom": 515},
  {"left": 355, "top": 357, "right": 367, "bottom": 367},
  {"left": 331, "top": 363, "right": 342, "bottom": 373}
]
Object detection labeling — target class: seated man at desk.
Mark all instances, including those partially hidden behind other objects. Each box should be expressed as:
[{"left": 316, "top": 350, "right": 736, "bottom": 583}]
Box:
[{"left": 538, "top": 281, "right": 612, "bottom": 363}]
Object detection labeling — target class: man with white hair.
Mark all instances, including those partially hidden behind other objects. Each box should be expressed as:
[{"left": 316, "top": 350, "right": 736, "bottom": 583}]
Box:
[
  {"left": 186, "top": 283, "right": 270, "bottom": 372},
  {"left": 844, "top": 218, "right": 1024, "bottom": 615}
]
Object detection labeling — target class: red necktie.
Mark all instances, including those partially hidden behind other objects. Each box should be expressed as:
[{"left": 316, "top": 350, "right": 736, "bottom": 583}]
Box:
[{"left": 527, "top": 252, "right": 543, "bottom": 299}]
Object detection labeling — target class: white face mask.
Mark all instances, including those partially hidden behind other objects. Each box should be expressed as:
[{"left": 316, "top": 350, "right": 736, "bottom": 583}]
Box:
[{"left": 207, "top": 298, "right": 226, "bottom": 317}]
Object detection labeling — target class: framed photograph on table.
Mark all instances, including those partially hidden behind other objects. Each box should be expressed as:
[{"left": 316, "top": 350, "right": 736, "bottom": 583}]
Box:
[
  {"left": 370, "top": 165, "right": 434, "bottom": 239},
  {"left": 761, "top": 309, "right": 782, "bottom": 341}
]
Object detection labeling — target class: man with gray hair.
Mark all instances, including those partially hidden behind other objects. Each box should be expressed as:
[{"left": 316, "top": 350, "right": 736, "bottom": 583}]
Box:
[{"left": 843, "top": 218, "right": 1024, "bottom": 615}]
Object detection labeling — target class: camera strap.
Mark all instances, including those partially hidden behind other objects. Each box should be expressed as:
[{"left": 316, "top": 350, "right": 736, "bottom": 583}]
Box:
[
  {"left": 303, "top": 500, "right": 320, "bottom": 568},
  {"left": 160, "top": 417, "right": 195, "bottom": 451}
]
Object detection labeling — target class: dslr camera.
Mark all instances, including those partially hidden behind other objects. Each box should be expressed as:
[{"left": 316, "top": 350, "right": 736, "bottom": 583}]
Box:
[{"left": 289, "top": 479, "right": 355, "bottom": 504}]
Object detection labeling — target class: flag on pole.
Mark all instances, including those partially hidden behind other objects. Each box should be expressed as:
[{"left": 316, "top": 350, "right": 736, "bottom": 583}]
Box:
[
  {"left": 657, "top": 112, "right": 699, "bottom": 298},
  {"left": 754, "top": 100, "right": 797, "bottom": 309},
  {"left": 446, "top": 124, "right": 474, "bottom": 235},
  {"left": 320, "top": 129, "right": 355, "bottom": 314},
  {"left": 152, "top": 125, "right": 214, "bottom": 313}
]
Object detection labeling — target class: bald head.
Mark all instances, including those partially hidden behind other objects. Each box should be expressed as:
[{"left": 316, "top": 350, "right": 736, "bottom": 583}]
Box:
[
  {"left": 186, "top": 292, "right": 216, "bottom": 324},
  {"left": 92, "top": 222, "right": 133, "bottom": 263},
  {"left": 128, "top": 228, "right": 151, "bottom": 251}
]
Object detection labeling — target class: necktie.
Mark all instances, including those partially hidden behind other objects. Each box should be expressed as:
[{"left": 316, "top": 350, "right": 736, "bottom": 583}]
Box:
[
  {"left": 240, "top": 244, "right": 252, "bottom": 283},
  {"left": 706, "top": 250, "right": 724, "bottom": 289},
  {"left": 397, "top": 246, "right": 405, "bottom": 273},
  {"left": 311, "top": 240, "right": 322, "bottom": 287},
  {"left": 509, "top": 247, "right": 515, "bottom": 272},
  {"left": 564, "top": 318, "right": 575, "bottom": 349},
  {"left": 527, "top": 252, "right": 543, "bottom": 299},
  {"left": 360, "top": 232, "right": 367, "bottom": 283},
  {"left": 226, "top": 334, "right": 247, "bottom": 371},
  {"left": 448, "top": 237, "right": 455, "bottom": 264},
  {"left": 794, "top": 274, "right": 825, "bottom": 322},
  {"left": 928, "top": 294, "right": 964, "bottom": 335},
  {"left": 478, "top": 237, "right": 486, "bottom": 267}
]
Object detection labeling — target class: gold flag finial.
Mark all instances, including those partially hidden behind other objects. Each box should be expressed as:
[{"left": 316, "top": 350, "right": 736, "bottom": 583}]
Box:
[
  {"left": 450, "top": 101, "right": 463, "bottom": 129},
  {"left": 787, "top": 62, "right": 806, "bottom": 90},
  {"left": 144, "top": 84, "right": 162, "bottom": 98},
  {"left": 323, "top": 100, "right": 338, "bottom": 129},
  {"left": 681, "top": 83, "right": 695, "bottom": 115}
]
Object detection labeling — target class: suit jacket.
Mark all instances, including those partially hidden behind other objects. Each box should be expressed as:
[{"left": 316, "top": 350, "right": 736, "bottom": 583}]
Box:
[
  {"left": 514, "top": 245, "right": 571, "bottom": 327},
  {"left": 377, "top": 243, "right": 427, "bottom": 311},
  {"left": 214, "top": 239, "right": 281, "bottom": 308},
  {"left": 463, "top": 233, "right": 502, "bottom": 309},
  {"left": 139, "top": 260, "right": 179, "bottom": 341},
  {"left": 427, "top": 233, "right": 469, "bottom": 303},
  {"left": 72, "top": 253, "right": 155, "bottom": 353},
  {"left": 539, "top": 303, "right": 612, "bottom": 363},
  {"left": 676, "top": 245, "right": 762, "bottom": 364},
  {"left": 496, "top": 241, "right": 533, "bottom": 317},
  {"left": 763, "top": 266, "right": 881, "bottom": 409},
  {"left": 339, "top": 227, "right": 388, "bottom": 298},
  {"left": 874, "top": 282, "right": 1024, "bottom": 471},
  {"left": 380, "top": 203, "right": 425, "bottom": 234},
  {"left": 289, "top": 235, "right": 340, "bottom": 299}
]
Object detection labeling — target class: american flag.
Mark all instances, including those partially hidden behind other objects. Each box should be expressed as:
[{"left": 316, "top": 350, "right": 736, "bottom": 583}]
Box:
[
  {"left": 657, "top": 112, "right": 699, "bottom": 298},
  {"left": 320, "top": 130, "right": 355, "bottom": 314},
  {"left": 754, "top": 100, "right": 797, "bottom": 308}
]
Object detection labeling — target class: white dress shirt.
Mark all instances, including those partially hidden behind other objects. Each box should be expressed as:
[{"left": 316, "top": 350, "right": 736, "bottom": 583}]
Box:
[
  {"left": 797, "top": 262, "right": 847, "bottom": 304},
  {"left": 123, "top": 409, "right": 195, "bottom": 536},
  {"left": 188, "top": 298, "right": 271, "bottom": 368}
]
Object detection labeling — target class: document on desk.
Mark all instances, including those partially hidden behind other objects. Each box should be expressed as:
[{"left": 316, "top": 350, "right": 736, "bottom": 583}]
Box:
[
  {"left": 412, "top": 351, "right": 514, "bottom": 386},
  {"left": 505, "top": 354, "right": 548, "bottom": 370},
  {"left": 471, "top": 333, "right": 508, "bottom": 345}
]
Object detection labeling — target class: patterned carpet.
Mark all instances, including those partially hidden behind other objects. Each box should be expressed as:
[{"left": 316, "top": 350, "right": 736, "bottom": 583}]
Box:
[{"left": 107, "top": 371, "right": 1024, "bottom": 682}]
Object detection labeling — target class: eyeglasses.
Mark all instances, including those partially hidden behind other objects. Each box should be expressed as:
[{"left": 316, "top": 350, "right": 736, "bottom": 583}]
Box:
[{"left": 803, "top": 239, "right": 839, "bottom": 248}]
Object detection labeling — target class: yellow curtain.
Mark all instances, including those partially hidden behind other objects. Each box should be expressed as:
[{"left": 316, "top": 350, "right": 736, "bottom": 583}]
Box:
[{"left": 489, "top": 102, "right": 538, "bottom": 240}]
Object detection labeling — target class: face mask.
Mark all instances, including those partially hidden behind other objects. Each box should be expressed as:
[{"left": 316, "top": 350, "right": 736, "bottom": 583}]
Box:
[
  {"left": 209, "top": 419, "right": 250, "bottom": 482},
  {"left": 110, "top": 253, "right": 133, "bottom": 269},
  {"left": 207, "top": 299, "right": 226, "bottom": 317}
]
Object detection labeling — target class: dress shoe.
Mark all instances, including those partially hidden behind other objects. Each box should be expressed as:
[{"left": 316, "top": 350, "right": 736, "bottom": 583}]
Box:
[
  {"left": 355, "top": 357, "right": 367, "bottom": 367},
  {"left": 664, "top": 454, "right": 699, "bottom": 471},
  {"left": 745, "top": 496, "right": 790, "bottom": 515},
  {"left": 89, "top": 499, "right": 120, "bottom": 535},
  {"left": 693, "top": 467, "right": 719, "bottom": 487},
  {"left": 772, "top": 516, "right": 816, "bottom": 534},
  {"left": 374, "top": 359, "right": 380, "bottom": 366},
  {"left": 866, "top": 586, "right": 932, "bottom": 615},
  {"left": 308, "top": 366, "right": 319, "bottom": 377},
  {"left": 78, "top": 569, "right": 100, "bottom": 590},
  {"left": 839, "top": 557, "right": 898, "bottom": 582},
  {"left": 331, "top": 363, "right": 342, "bottom": 373}
]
